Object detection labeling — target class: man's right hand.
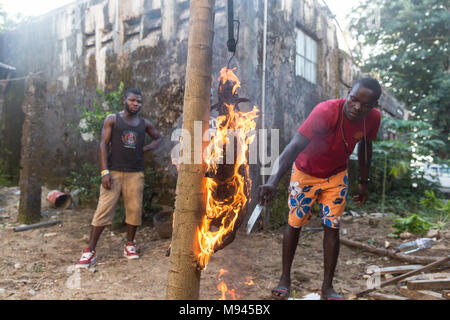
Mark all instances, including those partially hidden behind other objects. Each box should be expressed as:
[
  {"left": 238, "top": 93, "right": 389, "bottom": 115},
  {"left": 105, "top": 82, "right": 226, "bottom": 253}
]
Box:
[
  {"left": 102, "top": 174, "right": 112, "bottom": 190},
  {"left": 258, "top": 183, "right": 277, "bottom": 205}
]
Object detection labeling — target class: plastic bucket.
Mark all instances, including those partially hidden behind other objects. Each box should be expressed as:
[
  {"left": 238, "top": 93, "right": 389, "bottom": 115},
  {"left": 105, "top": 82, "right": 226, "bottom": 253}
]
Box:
[{"left": 47, "top": 190, "right": 72, "bottom": 209}]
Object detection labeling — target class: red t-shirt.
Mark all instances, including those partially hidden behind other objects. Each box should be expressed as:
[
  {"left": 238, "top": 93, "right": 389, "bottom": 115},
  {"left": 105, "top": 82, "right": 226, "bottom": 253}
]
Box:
[{"left": 295, "top": 99, "right": 381, "bottom": 178}]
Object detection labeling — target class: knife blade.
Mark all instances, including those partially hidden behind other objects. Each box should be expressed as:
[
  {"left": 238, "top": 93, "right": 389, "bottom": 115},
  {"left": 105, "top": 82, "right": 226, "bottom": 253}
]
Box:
[{"left": 246, "top": 204, "right": 264, "bottom": 234}]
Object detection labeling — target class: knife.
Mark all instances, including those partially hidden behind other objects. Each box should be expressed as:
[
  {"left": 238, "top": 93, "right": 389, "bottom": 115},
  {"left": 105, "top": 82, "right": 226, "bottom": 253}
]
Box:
[{"left": 246, "top": 204, "right": 264, "bottom": 234}]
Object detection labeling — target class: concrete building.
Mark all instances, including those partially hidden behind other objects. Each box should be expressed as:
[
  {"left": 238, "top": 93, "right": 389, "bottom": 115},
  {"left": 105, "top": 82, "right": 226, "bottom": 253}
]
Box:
[{"left": 0, "top": 0, "right": 406, "bottom": 207}]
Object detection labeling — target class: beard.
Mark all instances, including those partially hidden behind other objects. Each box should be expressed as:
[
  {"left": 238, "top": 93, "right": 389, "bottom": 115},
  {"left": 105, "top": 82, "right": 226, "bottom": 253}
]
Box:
[{"left": 125, "top": 104, "right": 140, "bottom": 115}]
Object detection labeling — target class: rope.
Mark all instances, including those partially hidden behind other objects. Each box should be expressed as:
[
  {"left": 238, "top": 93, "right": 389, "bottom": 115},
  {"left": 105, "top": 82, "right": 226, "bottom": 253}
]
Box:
[{"left": 227, "top": 20, "right": 240, "bottom": 69}]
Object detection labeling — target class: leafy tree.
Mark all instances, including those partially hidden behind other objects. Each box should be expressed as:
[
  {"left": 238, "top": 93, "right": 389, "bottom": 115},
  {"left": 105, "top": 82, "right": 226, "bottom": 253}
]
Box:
[
  {"left": 349, "top": 0, "right": 450, "bottom": 158},
  {"left": 345, "top": 117, "right": 446, "bottom": 215},
  {"left": 0, "top": 4, "right": 23, "bottom": 33},
  {"left": 371, "top": 118, "right": 444, "bottom": 195}
]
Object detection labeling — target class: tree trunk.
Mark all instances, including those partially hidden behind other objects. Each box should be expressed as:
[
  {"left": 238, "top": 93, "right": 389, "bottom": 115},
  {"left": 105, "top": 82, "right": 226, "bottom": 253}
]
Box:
[
  {"left": 166, "top": 0, "right": 215, "bottom": 300},
  {"left": 18, "top": 74, "right": 46, "bottom": 224}
]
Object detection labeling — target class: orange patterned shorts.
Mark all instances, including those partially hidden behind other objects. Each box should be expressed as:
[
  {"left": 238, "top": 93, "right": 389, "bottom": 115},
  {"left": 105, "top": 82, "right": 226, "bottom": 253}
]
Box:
[{"left": 288, "top": 165, "right": 348, "bottom": 229}]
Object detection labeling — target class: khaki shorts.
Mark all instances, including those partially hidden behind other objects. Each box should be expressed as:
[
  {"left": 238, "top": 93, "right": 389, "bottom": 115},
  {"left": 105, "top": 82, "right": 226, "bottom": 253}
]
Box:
[
  {"left": 288, "top": 165, "right": 348, "bottom": 229},
  {"left": 91, "top": 171, "right": 144, "bottom": 227}
]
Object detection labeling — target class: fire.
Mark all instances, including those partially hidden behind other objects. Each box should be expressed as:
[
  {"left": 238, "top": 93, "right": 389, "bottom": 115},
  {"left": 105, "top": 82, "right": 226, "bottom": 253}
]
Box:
[
  {"left": 217, "top": 269, "right": 240, "bottom": 300},
  {"left": 244, "top": 276, "right": 254, "bottom": 286},
  {"left": 218, "top": 268, "right": 228, "bottom": 278},
  {"left": 197, "top": 67, "right": 259, "bottom": 269},
  {"left": 217, "top": 280, "right": 228, "bottom": 300},
  {"left": 219, "top": 67, "right": 240, "bottom": 95}
]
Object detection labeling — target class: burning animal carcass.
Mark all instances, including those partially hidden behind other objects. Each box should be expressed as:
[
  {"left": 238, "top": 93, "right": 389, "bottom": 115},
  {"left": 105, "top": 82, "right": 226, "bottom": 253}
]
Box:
[
  {"left": 197, "top": 67, "right": 259, "bottom": 269},
  {"left": 171, "top": 67, "right": 259, "bottom": 269}
]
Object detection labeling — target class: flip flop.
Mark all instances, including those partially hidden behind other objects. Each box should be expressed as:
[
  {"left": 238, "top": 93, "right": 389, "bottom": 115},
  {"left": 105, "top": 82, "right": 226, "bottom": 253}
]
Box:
[
  {"left": 321, "top": 292, "right": 344, "bottom": 300},
  {"left": 271, "top": 286, "right": 290, "bottom": 300}
]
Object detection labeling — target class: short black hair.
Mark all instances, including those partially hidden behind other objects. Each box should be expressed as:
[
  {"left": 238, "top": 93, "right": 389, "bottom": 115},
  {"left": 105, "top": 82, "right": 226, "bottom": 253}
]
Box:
[
  {"left": 124, "top": 88, "right": 142, "bottom": 98},
  {"left": 353, "top": 77, "right": 382, "bottom": 100}
]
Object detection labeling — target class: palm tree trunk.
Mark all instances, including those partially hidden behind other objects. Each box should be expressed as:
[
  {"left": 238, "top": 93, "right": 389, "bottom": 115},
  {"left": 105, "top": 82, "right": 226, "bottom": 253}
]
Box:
[{"left": 165, "top": 0, "right": 215, "bottom": 300}]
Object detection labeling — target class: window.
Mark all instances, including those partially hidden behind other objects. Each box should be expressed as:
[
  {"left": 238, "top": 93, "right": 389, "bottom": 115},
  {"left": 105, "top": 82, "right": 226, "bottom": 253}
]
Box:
[{"left": 295, "top": 28, "right": 318, "bottom": 84}]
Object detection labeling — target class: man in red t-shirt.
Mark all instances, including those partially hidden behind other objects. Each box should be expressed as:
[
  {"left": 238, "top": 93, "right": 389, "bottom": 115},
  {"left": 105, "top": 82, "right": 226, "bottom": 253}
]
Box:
[{"left": 258, "top": 77, "right": 382, "bottom": 300}]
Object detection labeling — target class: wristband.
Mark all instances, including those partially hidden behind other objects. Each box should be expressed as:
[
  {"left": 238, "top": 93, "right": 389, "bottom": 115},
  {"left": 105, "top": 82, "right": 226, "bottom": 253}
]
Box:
[
  {"left": 359, "top": 177, "right": 370, "bottom": 184},
  {"left": 101, "top": 170, "right": 110, "bottom": 177}
]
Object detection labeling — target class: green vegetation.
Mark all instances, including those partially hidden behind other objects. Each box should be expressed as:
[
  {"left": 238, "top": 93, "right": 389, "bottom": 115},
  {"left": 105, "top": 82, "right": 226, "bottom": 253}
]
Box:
[
  {"left": 392, "top": 213, "right": 434, "bottom": 236},
  {"left": 0, "top": 149, "right": 14, "bottom": 186},
  {"left": 348, "top": 0, "right": 449, "bottom": 233},
  {"left": 66, "top": 163, "right": 101, "bottom": 207},
  {"left": 71, "top": 82, "right": 124, "bottom": 139},
  {"left": 349, "top": 0, "right": 449, "bottom": 159},
  {"left": 0, "top": 4, "right": 23, "bottom": 33},
  {"left": 370, "top": 118, "right": 444, "bottom": 203}
]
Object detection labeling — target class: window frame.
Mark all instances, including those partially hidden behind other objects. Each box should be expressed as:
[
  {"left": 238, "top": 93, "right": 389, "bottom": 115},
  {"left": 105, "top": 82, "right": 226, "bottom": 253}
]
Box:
[{"left": 295, "top": 27, "right": 319, "bottom": 84}]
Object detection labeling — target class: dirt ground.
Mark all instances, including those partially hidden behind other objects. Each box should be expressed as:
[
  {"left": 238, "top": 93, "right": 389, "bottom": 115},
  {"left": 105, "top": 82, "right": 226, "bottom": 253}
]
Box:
[{"left": 0, "top": 186, "right": 448, "bottom": 300}]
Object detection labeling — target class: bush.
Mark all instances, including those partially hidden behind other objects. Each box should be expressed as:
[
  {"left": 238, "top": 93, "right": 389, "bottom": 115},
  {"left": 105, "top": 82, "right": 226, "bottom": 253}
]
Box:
[
  {"left": 392, "top": 213, "right": 433, "bottom": 237},
  {"left": 66, "top": 163, "right": 101, "bottom": 207},
  {"left": 70, "top": 82, "right": 124, "bottom": 139}
]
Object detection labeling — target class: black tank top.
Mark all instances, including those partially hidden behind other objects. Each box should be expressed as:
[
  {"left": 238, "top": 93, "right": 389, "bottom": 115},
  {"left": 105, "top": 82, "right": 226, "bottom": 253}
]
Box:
[{"left": 108, "top": 113, "right": 146, "bottom": 172}]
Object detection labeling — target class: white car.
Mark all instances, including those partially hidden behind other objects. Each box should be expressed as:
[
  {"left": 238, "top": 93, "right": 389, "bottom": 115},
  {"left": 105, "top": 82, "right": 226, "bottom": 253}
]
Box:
[{"left": 423, "top": 164, "right": 450, "bottom": 195}]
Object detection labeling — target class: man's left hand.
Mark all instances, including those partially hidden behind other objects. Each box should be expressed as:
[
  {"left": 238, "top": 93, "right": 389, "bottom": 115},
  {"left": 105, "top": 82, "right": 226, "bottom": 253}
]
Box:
[{"left": 352, "top": 183, "right": 368, "bottom": 206}]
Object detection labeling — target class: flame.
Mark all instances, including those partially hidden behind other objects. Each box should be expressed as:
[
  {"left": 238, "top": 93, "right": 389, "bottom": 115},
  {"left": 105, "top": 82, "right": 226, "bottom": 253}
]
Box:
[
  {"left": 217, "top": 280, "right": 239, "bottom": 300},
  {"left": 217, "top": 280, "right": 228, "bottom": 300},
  {"left": 219, "top": 67, "right": 241, "bottom": 95},
  {"left": 197, "top": 67, "right": 259, "bottom": 269},
  {"left": 217, "top": 268, "right": 240, "bottom": 300},
  {"left": 228, "top": 288, "right": 239, "bottom": 300},
  {"left": 218, "top": 268, "right": 228, "bottom": 278},
  {"left": 244, "top": 276, "right": 254, "bottom": 286}
]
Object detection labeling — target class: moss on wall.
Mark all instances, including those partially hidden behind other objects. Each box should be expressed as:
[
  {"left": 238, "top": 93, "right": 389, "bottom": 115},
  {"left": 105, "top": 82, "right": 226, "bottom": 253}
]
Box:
[
  {"left": 84, "top": 54, "right": 97, "bottom": 89},
  {"left": 0, "top": 80, "right": 25, "bottom": 185},
  {"left": 105, "top": 54, "right": 133, "bottom": 91}
]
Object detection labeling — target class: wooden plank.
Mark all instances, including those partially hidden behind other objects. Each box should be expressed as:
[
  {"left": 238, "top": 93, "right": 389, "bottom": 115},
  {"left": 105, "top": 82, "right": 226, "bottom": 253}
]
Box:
[
  {"left": 407, "top": 279, "right": 450, "bottom": 290},
  {"left": 398, "top": 286, "right": 444, "bottom": 300},
  {"left": 368, "top": 293, "right": 409, "bottom": 300},
  {"left": 442, "top": 290, "right": 450, "bottom": 300},
  {"left": 403, "top": 272, "right": 450, "bottom": 282},
  {"left": 355, "top": 255, "right": 450, "bottom": 297},
  {"left": 366, "top": 265, "right": 423, "bottom": 275}
]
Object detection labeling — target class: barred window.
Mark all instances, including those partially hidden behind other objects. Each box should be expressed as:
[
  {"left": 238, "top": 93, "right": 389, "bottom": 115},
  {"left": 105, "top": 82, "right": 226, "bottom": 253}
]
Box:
[{"left": 295, "top": 28, "right": 318, "bottom": 84}]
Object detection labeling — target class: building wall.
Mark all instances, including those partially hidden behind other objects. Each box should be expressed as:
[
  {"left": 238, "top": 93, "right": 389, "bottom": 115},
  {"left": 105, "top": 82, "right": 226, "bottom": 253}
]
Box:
[{"left": 0, "top": 0, "right": 405, "bottom": 206}]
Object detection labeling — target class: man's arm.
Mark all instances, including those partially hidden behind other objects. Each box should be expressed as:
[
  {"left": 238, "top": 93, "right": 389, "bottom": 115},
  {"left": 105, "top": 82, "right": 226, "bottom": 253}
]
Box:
[
  {"left": 100, "top": 114, "right": 115, "bottom": 189},
  {"left": 258, "top": 132, "right": 310, "bottom": 204},
  {"left": 353, "top": 139, "right": 372, "bottom": 206},
  {"left": 143, "top": 120, "right": 162, "bottom": 152}
]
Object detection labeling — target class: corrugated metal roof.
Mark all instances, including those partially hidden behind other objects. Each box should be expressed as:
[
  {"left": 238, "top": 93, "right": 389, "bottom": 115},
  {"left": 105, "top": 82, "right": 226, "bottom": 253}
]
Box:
[{"left": 0, "top": 62, "right": 16, "bottom": 71}]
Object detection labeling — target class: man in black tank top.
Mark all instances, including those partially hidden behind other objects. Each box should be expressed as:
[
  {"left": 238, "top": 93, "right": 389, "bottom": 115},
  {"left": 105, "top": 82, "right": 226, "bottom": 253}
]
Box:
[{"left": 76, "top": 88, "right": 162, "bottom": 268}]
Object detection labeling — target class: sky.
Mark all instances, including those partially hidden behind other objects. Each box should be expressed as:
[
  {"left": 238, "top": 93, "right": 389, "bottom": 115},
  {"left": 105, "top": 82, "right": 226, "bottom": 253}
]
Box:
[
  {"left": 322, "top": 0, "right": 363, "bottom": 53},
  {"left": 1, "top": 0, "right": 362, "bottom": 51},
  {"left": 1, "top": 0, "right": 362, "bottom": 21},
  {"left": 1, "top": 0, "right": 75, "bottom": 18}
]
